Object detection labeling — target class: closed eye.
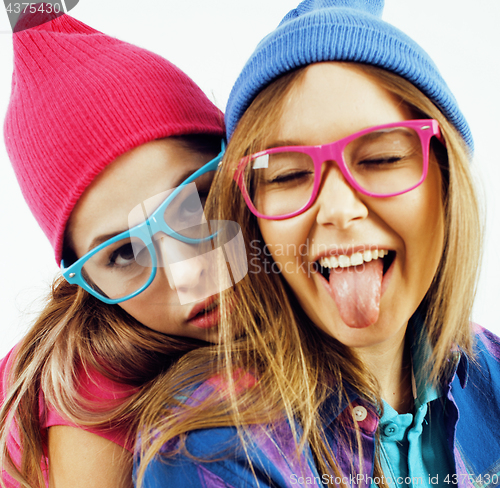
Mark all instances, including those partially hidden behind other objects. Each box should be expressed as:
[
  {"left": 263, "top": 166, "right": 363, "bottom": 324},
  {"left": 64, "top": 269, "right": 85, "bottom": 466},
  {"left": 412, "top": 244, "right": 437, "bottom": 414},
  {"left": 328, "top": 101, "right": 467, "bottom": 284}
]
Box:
[
  {"left": 267, "top": 170, "right": 314, "bottom": 184},
  {"left": 358, "top": 156, "right": 405, "bottom": 166}
]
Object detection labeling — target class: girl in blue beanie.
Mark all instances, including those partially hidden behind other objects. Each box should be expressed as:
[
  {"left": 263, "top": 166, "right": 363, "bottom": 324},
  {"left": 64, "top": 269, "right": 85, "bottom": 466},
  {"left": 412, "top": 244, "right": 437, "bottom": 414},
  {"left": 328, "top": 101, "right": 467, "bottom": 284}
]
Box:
[{"left": 134, "top": 1, "right": 500, "bottom": 486}]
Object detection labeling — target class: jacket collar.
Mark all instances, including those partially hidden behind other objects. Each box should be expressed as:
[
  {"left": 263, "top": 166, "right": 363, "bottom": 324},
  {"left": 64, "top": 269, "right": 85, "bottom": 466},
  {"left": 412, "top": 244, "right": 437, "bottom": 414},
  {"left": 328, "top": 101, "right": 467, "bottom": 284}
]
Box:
[
  {"left": 319, "top": 311, "right": 470, "bottom": 427},
  {"left": 449, "top": 344, "right": 469, "bottom": 389}
]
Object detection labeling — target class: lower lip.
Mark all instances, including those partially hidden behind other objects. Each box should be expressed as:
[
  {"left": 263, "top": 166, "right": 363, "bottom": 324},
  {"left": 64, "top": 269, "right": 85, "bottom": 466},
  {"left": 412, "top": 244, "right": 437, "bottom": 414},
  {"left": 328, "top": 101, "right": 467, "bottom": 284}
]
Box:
[{"left": 188, "top": 304, "right": 220, "bottom": 329}]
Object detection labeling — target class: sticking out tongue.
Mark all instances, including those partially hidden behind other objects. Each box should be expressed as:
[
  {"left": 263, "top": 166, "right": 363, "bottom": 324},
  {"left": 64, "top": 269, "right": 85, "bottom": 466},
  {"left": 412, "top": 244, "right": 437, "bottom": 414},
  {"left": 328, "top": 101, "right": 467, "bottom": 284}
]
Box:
[{"left": 328, "top": 259, "right": 383, "bottom": 328}]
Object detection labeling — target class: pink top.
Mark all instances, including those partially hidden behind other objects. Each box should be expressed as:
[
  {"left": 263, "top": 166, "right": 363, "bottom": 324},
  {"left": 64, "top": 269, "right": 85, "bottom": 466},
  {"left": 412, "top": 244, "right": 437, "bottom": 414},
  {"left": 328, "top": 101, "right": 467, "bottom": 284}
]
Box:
[{"left": 0, "top": 346, "right": 136, "bottom": 487}]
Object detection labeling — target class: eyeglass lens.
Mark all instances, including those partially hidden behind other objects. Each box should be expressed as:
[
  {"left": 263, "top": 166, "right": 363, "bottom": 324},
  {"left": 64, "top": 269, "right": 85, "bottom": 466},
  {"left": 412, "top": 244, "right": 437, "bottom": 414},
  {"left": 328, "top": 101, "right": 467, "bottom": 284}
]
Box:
[
  {"left": 162, "top": 169, "right": 216, "bottom": 239},
  {"left": 80, "top": 169, "right": 217, "bottom": 301},
  {"left": 82, "top": 236, "right": 154, "bottom": 300},
  {"left": 246, "top": 126, "right": 424, "bottom": 218}
]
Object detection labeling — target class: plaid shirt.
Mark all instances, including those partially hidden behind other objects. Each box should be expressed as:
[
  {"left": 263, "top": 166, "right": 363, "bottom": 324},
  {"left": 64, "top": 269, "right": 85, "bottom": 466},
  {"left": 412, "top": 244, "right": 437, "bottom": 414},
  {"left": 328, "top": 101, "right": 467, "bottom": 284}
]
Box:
[{"left": 135, "top": 324, "right": 500, "bottom": 488}]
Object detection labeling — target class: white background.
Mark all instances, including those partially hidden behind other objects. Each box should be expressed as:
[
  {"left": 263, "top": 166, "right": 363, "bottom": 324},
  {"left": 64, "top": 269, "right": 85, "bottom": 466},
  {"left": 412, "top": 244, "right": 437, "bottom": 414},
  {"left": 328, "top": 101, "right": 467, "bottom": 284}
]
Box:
[{"left": 0, "top": 1, "right": 499, "bottom": 357}]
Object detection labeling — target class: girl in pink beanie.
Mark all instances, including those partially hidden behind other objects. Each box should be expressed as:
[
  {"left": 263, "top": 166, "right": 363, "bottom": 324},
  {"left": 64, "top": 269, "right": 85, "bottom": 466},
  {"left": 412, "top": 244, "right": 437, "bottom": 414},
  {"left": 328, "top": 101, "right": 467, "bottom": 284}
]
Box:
[{"left": 0, "top": 9, "right": 227, "bottom": 488}]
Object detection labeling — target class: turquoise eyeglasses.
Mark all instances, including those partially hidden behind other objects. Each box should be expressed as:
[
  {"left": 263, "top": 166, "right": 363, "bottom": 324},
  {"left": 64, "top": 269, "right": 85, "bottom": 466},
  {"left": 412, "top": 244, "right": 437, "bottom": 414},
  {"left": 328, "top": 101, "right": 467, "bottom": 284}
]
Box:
[{"left": 61, "top": 141, "right": 225, "bottom": 304}]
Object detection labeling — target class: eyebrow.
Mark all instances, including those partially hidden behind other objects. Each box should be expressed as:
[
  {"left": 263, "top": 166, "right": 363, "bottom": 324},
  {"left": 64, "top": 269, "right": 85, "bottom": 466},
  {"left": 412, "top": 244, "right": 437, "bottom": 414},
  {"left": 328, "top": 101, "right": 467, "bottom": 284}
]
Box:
[
  {"left": 175, "top": 168, "right": 198, "bottom": 185},
  {"left": 85, "top": 167, "right": 201, "bottom": 254},
  {"left": 266, "top": 139, "right": 304, "bottom": 149},
  {"left": 273, "top": 127, "right": 415, "bottom": 149},
  {"left": 87, "top": 230, "right": 127, "bottom": 254}
]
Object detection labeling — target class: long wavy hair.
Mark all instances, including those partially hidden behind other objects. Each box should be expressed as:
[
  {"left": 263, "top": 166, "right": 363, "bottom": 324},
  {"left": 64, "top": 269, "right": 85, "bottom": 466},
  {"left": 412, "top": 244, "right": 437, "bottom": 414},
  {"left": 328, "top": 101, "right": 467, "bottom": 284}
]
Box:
[
  {"left": 0, "top": 134, "right": 220, "bottom": 488},
  {"left": 136, "top": 64, "right": 482, "bottom": 486}
]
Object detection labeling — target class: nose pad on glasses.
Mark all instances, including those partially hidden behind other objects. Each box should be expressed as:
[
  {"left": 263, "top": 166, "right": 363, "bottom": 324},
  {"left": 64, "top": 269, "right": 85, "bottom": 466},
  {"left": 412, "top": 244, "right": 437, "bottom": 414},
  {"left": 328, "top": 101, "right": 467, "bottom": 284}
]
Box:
[{"left": 316, "top": 163, "right": 368, "bottom": 228}]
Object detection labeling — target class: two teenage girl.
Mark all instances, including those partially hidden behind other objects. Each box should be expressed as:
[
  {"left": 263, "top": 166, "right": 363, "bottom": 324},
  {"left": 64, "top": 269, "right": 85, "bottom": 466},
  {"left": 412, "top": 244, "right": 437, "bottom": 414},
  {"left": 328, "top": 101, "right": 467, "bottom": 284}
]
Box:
[
  {"left": 2, "top": 1, "right": 500, "bottom": 488},
  {"left": 135, "top": 0, "right": 500, "bottom": 487},
  {"left": 0, "top": 11, "right": 226, "bottom": 488}
]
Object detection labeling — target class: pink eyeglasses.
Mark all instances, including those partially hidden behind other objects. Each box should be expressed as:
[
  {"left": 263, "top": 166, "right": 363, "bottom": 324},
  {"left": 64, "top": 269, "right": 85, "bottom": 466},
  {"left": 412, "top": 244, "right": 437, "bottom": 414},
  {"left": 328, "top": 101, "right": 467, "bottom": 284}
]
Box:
[{"left": 233, "top": 119, "right": 444, "bottom": 220}]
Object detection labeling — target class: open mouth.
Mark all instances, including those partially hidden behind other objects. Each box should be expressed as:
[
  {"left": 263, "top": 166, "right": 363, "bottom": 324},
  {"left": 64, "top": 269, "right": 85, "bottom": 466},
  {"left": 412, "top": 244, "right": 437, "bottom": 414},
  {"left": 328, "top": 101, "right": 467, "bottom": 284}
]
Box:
[
  {"left": 314, "top": 248, "right": 397, "bottom": 329},
  {"left": 317, "top": 249, "right": 396, "bottom": 281}
]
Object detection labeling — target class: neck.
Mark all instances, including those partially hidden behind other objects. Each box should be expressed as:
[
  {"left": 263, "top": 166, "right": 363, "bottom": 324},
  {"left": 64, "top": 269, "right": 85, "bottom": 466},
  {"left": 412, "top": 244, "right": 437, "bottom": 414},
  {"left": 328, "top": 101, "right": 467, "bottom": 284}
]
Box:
[{"left": 353, "top": 325, "right": 413, "bottom": 414}]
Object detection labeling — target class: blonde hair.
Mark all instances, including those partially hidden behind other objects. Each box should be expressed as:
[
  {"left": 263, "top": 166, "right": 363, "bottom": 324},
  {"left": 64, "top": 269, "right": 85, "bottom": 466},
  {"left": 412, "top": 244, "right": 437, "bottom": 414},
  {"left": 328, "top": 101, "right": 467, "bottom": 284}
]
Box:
[
  {"left": 0, "top": 276, "right": 208, "bottom": 488},
  {"left": 136, "top": 63, "right": 482, "bottom": 485}
]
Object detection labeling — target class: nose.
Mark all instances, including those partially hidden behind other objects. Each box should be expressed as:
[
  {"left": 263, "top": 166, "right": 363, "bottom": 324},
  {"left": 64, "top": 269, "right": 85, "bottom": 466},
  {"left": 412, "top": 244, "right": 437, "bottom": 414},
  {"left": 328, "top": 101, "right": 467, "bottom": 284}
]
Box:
[
  {"left": 315, "top": 164, "right": 368, "bottom": 228},
  {"left": 155, "top": 236, "right": 207, "bottom": 292}
]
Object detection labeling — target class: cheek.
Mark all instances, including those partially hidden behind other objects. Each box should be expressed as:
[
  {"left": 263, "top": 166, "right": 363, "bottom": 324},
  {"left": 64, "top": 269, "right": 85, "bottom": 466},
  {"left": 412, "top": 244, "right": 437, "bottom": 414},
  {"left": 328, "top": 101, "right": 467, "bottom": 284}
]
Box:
[
  {"left": 117, "top": 297, "right": 151, "bottom": 326},
  {"left": 258, "top": 215, "right": 314, "bottom": 266},
  {"left": 115, "top": 281, "right": 178, "bottom": 331},
  {"left": 382, "top": 164, "right": 445, "bottom": 282},
  {"left": 257, "top": 216, "right": 320, "bottom": 308},
  {"left": 409, "top": 165, "right": 445, "bottom": 267}
]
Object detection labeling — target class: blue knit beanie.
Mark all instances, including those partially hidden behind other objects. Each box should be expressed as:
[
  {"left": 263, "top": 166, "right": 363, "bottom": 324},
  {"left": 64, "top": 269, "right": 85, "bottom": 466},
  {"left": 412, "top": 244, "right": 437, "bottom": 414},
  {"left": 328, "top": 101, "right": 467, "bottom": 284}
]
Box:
[{"left": 225, "top": 0, "right": 472, "bottom": 150}]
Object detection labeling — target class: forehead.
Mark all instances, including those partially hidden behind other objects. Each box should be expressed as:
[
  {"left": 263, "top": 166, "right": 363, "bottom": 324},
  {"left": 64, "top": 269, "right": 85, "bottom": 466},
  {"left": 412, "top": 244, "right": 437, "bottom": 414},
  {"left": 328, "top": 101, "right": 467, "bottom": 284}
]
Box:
[
  {"left": 67, "top": 138, "right": 211, "bottom": 255},
  {"left": 275, "top": 62, "right": 413, "bottom": 146}
]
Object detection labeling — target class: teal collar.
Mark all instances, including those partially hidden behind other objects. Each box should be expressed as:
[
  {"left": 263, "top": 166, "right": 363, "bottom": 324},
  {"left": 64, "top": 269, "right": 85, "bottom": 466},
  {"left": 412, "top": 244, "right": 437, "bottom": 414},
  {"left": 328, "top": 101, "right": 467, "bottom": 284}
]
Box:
[
  {"left": 409, "top": 313, "right": 441, "bottom": 408},
  {"left": 319, "top": 311, "right": 470, "bottom": 426}
]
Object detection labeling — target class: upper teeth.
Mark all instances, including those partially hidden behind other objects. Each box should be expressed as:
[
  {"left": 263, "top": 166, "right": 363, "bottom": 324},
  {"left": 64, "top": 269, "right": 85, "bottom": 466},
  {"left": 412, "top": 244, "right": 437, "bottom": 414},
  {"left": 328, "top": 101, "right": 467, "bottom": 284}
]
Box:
[{"left": 319, "top": 249, "right": 389, "bottom": 269}]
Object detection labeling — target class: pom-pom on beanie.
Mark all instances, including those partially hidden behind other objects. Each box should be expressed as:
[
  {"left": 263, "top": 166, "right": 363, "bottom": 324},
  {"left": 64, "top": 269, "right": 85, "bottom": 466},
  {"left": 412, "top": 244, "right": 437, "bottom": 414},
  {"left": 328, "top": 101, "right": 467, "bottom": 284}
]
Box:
[
  {"left": 4, "top": 9, "right": 224, "bottom": 264},
  {"left": 225, "top": 0, "right": 472, "bottom": 149}
]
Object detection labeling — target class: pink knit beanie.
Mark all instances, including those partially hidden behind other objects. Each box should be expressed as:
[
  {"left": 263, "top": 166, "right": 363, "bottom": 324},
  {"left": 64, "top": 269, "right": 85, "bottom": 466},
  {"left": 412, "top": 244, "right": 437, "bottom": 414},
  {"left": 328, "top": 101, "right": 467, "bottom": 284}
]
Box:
[{"left": 4, "top": 11, "right": 224, "bottom": 264}]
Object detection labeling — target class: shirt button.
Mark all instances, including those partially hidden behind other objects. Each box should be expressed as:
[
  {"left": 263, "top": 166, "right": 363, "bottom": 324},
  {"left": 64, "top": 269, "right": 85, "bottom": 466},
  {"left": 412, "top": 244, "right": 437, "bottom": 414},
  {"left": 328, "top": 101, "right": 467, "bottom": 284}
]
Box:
[
  {"left": 383, "top": 423, "right": 398, "bottom": 436},
  {"left": 352, "top": 406, "right": 368, "bottom": 422}
]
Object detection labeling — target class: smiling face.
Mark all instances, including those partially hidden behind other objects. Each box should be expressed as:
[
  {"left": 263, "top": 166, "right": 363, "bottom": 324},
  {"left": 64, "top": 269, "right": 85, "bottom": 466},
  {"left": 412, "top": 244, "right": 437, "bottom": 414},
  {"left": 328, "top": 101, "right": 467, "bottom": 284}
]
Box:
[
  {"left": 257, "top": 63, "right": 445, "bottom": 351},
  {"left": 67, "top": 138, "right": 221, "bottom": 343}
]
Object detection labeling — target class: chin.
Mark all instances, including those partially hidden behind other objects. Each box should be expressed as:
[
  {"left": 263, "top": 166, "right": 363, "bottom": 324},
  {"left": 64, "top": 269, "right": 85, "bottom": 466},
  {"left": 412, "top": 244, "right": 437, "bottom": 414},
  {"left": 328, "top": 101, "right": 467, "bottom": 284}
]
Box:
[{"left": 312, "top": 309, "right": 407, "bottom": 350}]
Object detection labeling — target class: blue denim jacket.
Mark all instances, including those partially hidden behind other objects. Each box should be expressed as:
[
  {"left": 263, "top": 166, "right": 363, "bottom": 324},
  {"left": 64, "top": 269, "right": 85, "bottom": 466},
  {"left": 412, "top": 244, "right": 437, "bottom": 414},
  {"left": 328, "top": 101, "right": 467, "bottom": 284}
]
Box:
[{"left": 134, "top": 324, "right": 500, "bottom": 488}]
